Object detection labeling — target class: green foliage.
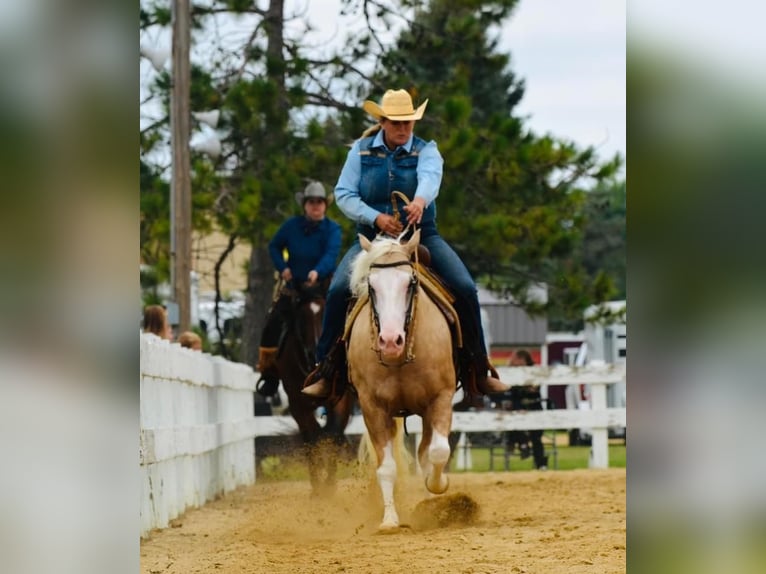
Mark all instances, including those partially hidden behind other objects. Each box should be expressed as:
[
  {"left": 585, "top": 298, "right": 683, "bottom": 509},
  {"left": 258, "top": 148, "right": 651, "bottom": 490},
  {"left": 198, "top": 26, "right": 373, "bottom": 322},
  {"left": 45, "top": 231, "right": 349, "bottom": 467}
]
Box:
[
  {"left": 140, "top": 4, "right": 170, "bottom": 28},
  {"left": 140, "top": 159, "right": 170, "bottom": 282},
  {"left": 581, "top": 178, "right": 627, "bottom": 299}
]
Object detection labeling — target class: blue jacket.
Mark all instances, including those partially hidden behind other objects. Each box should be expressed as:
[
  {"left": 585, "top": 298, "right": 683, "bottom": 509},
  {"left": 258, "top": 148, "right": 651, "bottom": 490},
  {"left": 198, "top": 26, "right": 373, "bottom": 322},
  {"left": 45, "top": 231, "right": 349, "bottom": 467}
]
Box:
[{"left": 268, "top": 216, "right": 342, "bottom": 283}]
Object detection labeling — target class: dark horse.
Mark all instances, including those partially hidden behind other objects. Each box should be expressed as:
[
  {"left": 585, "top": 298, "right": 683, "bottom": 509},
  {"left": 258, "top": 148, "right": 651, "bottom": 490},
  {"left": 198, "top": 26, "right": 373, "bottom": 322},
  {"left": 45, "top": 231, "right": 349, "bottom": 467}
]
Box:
[{"left": 275, "top": 281, "right": 354, "bottom": 496}]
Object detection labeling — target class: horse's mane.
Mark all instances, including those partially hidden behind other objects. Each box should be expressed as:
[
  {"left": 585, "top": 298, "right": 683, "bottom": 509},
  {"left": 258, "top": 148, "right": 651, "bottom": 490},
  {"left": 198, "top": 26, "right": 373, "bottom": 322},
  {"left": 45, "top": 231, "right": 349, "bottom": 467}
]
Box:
[{"left": 349, "top": 236, "right": 409, "bottom": 299}]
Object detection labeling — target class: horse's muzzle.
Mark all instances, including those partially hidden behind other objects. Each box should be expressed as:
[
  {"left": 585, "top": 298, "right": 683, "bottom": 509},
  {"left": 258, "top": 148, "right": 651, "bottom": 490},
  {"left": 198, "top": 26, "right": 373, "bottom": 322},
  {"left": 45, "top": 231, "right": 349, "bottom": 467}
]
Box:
[{"left": 377, "top": 330, "right": 405, "bottom": 360}]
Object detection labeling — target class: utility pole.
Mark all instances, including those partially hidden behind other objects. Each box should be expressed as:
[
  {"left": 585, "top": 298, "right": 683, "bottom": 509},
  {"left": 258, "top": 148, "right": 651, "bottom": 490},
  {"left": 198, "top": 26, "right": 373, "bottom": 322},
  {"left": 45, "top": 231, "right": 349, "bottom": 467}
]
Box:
[{"left": 170, "top": 0, "right": 192, "bottom": 332}]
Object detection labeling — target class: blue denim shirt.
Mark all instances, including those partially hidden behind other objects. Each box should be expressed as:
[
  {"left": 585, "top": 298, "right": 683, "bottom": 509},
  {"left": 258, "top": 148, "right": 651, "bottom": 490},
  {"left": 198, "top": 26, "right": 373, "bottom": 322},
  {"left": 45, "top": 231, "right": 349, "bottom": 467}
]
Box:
[{"left": 334, "top": 130, "right": 443, "bottom": 237}]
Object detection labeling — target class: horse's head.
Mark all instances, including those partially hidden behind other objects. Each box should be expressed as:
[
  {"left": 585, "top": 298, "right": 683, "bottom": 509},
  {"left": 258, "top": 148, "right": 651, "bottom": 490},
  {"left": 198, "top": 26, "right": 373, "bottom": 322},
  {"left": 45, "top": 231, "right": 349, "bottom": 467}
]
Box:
[
  {"left": 282, "top": 282, "right": 326, "bottom": 371},
  {"left": 351, "top": 230, "right": 421, "bottom": 363}
]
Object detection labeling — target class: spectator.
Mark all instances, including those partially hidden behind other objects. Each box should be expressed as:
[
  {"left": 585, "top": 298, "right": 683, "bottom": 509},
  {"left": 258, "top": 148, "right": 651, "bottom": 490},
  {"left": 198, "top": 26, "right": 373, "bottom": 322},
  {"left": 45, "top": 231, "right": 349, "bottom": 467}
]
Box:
[
  {"left": 178, "top": 331, "right": 202, "bottom": 351},
  {"left": 142, "top": 305, "right": 173, "bottom": 341},
  {"left": 507, "top": 349, "right": 548, "bottom": 470}
]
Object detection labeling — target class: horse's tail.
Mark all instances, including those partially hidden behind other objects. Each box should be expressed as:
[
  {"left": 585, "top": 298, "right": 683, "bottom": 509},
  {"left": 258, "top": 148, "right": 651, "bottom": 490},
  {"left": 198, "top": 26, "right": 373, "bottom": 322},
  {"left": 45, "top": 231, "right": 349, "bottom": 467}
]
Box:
[{"left": 356, "top": 417, "right": 413, "bottom": 484}]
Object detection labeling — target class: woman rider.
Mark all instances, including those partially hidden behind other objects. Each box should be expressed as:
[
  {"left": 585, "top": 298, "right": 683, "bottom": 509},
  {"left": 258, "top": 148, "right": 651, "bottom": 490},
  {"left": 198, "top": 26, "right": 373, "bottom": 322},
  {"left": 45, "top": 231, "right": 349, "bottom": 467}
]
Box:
[{"left": 302, "top": 89, "right": 508, "bottom": 398}]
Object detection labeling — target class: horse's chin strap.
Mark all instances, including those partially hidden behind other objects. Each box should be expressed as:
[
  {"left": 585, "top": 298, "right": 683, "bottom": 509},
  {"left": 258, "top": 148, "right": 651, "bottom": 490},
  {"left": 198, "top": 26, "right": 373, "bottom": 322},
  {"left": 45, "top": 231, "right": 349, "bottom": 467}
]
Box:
[{"left": 367, "top": 260, "right": 419, "bottom": 366}]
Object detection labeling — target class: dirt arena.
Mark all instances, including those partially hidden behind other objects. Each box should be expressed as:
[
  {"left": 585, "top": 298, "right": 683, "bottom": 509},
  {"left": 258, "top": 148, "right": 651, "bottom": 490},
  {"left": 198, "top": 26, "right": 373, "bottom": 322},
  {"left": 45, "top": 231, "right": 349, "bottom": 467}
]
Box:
[{"left": 140, "top": 468, "right": 625, "bottom": 574}]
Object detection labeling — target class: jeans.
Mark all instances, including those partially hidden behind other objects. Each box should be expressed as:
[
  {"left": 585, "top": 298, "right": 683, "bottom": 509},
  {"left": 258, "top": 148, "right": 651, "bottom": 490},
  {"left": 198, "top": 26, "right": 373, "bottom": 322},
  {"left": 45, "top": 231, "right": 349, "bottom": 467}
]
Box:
[{"left": 315, "top": 233, "right": 487, "bottom": 363}]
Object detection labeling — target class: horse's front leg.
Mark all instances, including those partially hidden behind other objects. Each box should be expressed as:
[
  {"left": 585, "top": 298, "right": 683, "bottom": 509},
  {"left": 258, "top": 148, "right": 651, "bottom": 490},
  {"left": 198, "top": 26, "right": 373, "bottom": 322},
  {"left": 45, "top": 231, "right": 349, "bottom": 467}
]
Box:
[
  {"left": 324, "top": 391, "right": 353, "bottom": 488},
  {"left": 421, "top": 391, "right": 454, "bottom": 494},
  {"left": 363, "top": 410, "right": 399, "bottom": 530},
  {"left": 292, "top": 409, "right": 323, "bottom": 495}
]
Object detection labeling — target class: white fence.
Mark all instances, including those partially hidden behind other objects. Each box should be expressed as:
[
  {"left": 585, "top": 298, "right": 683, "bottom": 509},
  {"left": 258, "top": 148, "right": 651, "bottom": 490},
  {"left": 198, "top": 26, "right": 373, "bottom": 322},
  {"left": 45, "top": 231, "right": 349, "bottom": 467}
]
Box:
[
  {"left": 139, "top": 333, "right": 626, "bottom": 537},
  {"left": 140, "top": 334, "right": 258, "bottom": 537},
  {"left": 255, "top": 364, "right": 627, "bottom": 469}
]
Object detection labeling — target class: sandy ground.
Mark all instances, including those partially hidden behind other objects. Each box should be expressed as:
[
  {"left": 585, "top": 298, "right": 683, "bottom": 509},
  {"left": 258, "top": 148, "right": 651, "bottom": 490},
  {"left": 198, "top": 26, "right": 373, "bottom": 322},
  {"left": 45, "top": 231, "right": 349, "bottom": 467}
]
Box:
[{"left": 140, "top": 468, "right": 626, "bottom": 574}]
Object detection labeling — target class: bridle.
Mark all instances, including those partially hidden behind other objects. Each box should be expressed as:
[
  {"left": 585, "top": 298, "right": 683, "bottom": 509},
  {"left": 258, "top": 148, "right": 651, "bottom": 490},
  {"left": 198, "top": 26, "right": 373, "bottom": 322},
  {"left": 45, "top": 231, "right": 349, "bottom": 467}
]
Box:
[{"left": 367, "top": 256, "right": 420, "bottom": 366}]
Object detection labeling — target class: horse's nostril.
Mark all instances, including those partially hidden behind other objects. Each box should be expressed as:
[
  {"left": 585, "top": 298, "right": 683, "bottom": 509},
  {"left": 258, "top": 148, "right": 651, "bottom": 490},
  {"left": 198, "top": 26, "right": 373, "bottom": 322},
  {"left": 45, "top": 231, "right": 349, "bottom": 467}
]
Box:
[{"left": 378, "top": 333, "right": 405, "bottom": 349}]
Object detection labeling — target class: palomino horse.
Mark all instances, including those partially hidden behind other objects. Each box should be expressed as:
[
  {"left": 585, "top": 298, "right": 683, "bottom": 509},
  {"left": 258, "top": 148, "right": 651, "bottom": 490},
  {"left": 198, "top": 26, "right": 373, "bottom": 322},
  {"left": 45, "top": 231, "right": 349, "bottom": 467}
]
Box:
[
  {"left": 347, "top": 229, "right": 457, "bottom": 530},
  {"left": 275, "top": 282, "right": 354, "bottom": 496}
]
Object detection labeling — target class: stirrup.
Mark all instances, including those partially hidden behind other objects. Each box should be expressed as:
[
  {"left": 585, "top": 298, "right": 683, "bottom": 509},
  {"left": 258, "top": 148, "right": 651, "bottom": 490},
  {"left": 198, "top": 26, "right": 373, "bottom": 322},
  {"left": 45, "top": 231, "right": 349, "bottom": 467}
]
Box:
[{"left": 256, "top": 376, "right": 280, "bottom": 397}]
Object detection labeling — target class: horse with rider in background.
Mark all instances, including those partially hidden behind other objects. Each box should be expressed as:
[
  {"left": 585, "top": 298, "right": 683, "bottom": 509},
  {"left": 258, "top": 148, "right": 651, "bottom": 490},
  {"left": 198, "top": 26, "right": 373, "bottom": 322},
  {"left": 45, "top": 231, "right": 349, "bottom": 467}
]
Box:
[{"left": 260, "top": 278, "right": 354, "bottom": 497}]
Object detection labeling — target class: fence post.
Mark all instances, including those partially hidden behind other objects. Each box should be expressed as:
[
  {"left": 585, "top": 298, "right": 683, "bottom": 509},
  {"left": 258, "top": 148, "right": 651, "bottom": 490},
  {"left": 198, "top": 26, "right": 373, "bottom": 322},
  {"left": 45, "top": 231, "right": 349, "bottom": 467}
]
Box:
[
  {"left": 455, "top": 432, "right": 473, "bottom": 471},
  {"left": 588, "top": 381, "right": 609, "bottom": 468}
]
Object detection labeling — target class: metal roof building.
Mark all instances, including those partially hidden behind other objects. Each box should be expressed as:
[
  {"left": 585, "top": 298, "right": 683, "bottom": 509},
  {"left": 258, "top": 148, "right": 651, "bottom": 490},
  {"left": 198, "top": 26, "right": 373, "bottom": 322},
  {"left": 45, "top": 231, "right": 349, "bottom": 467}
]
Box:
[{"left": 478, "top": 286, "right": 547, "bottom": 347}]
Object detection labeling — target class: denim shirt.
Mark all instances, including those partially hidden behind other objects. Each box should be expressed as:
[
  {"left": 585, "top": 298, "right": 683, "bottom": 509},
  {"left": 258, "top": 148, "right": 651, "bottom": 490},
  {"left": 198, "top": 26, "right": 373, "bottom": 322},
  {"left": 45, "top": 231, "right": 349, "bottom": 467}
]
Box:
[{"left": 335, "top": 130, "right": 443, "bottom": 238}]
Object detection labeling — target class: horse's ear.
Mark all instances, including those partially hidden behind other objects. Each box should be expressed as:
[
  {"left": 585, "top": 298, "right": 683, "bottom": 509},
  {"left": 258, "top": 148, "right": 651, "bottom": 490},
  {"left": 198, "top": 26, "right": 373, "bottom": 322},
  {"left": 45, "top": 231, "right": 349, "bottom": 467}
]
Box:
[
  {"left": 359, "top": 234, "right": 372, "bottom": 252},
  {"left": 404, "top": 228, "right": 421, "bottom": 257}
]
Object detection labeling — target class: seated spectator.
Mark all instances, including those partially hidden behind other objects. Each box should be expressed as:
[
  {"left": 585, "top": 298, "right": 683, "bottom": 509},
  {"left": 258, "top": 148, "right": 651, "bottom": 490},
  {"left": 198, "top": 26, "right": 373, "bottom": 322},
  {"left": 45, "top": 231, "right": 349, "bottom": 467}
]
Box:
[
  {"left": 178, "top": 331, "right": 202, "bottom": 351},
  {"left": 142, "top": 305, "right": 174, "bottom": 341}
]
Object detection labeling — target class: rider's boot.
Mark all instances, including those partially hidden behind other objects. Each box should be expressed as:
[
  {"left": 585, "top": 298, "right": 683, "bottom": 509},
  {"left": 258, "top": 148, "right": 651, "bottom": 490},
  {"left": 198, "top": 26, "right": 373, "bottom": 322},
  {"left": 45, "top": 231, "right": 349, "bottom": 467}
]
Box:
[
  {"left": 256, "top": 347, "right": 280, "bottom": 397},
  {"left": 302, "top": 363, "right": 331, "bottom": 398},
  {"left": 475, "top": 358, "right": 510, "bottom": 394}
]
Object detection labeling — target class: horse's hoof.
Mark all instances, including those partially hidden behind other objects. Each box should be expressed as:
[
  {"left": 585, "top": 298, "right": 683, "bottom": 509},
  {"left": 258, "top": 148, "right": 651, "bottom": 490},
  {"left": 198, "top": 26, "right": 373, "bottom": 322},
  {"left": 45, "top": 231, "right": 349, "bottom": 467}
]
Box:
[
  {"left": 425, "top": 475, "right": 449, "bottom": 495},
  {"left": 377, "top": 522, "right": 400, "bottom": 534}
]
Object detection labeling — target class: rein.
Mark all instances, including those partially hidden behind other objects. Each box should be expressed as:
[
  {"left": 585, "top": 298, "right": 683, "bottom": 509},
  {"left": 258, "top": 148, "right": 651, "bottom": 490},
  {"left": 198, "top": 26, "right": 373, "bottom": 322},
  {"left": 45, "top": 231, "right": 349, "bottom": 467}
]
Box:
[
  {"left": 390, "top": 191, "right": 419, "bottom": 266},
  {"left": 283, "top": 286, "right": 323, "bottom": 374}
]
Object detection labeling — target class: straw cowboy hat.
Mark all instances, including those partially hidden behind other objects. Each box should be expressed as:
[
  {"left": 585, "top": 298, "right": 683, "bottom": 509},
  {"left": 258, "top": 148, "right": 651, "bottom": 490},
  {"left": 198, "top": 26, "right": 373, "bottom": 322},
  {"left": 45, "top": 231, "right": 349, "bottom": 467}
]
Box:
[
  {"left": 362, "top": 89, "right": 428, "bottom": 121},
  {"left": 294, "top": 181, "right": 333, "bottom": 207}
]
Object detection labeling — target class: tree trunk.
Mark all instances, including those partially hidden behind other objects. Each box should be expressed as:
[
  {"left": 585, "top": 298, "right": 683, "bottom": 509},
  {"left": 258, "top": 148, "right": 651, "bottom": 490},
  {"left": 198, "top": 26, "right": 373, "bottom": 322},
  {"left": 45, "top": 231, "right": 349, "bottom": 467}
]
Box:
[
  {"left": 242, "top": 243, "right": 274, "bottom": 367},
  {"left": 242, "top": 0, "right": 287, "bottom": 367}
]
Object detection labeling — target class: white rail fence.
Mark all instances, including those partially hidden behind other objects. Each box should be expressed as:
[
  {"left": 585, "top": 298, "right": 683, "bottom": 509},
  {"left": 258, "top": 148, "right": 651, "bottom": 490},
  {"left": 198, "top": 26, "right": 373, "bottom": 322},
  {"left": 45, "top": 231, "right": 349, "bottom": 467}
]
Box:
[
  {"left": 140, "top": 334, "right": 258, "bottom": 537},
  {"left": 140, "top": 333, "right": 626, "bottom": 536}
]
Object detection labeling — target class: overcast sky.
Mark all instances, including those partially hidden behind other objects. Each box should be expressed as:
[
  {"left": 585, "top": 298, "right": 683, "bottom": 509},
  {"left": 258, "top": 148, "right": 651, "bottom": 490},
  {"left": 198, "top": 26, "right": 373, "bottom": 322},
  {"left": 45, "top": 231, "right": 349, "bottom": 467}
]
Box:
[{"left": 501, "top": 1, "right": 625, "bottom": 170}]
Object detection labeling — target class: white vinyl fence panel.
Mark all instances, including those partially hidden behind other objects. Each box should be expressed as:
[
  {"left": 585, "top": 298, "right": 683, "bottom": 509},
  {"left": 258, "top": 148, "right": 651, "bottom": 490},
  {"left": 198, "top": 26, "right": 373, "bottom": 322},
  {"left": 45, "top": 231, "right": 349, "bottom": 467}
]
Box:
[{"left": 139, "top": 334, "right": 257, "bottom": 537}]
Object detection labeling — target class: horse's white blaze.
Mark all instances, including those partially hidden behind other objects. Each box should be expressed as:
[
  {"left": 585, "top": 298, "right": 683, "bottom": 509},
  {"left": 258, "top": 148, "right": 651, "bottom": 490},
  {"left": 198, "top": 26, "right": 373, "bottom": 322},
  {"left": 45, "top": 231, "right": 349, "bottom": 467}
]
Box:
[
  {"left": 377, "top": 441, "right": 399, "bottom": 529},
  {"left": 309, "top": 301, "right": 321, "bottom": 315},
  {"left": 369, "top": 269, "right": 410, "bottom": 354}
]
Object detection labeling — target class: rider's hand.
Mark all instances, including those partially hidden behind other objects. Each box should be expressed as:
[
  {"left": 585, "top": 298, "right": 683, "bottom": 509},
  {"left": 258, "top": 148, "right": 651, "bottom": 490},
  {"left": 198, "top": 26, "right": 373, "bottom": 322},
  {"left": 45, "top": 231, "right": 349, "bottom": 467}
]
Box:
[
  {"left": 281, "top": 268, "right": 293, "bottom": 282},
  {"left": 307, "top": 270, "right": 318, "bottom": 284},
  {"left": 375, "top": 213, "right": 404, "bottom": 237},
  {"left": 404, "top": 197, "right": 426, "bottom": 226}
]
